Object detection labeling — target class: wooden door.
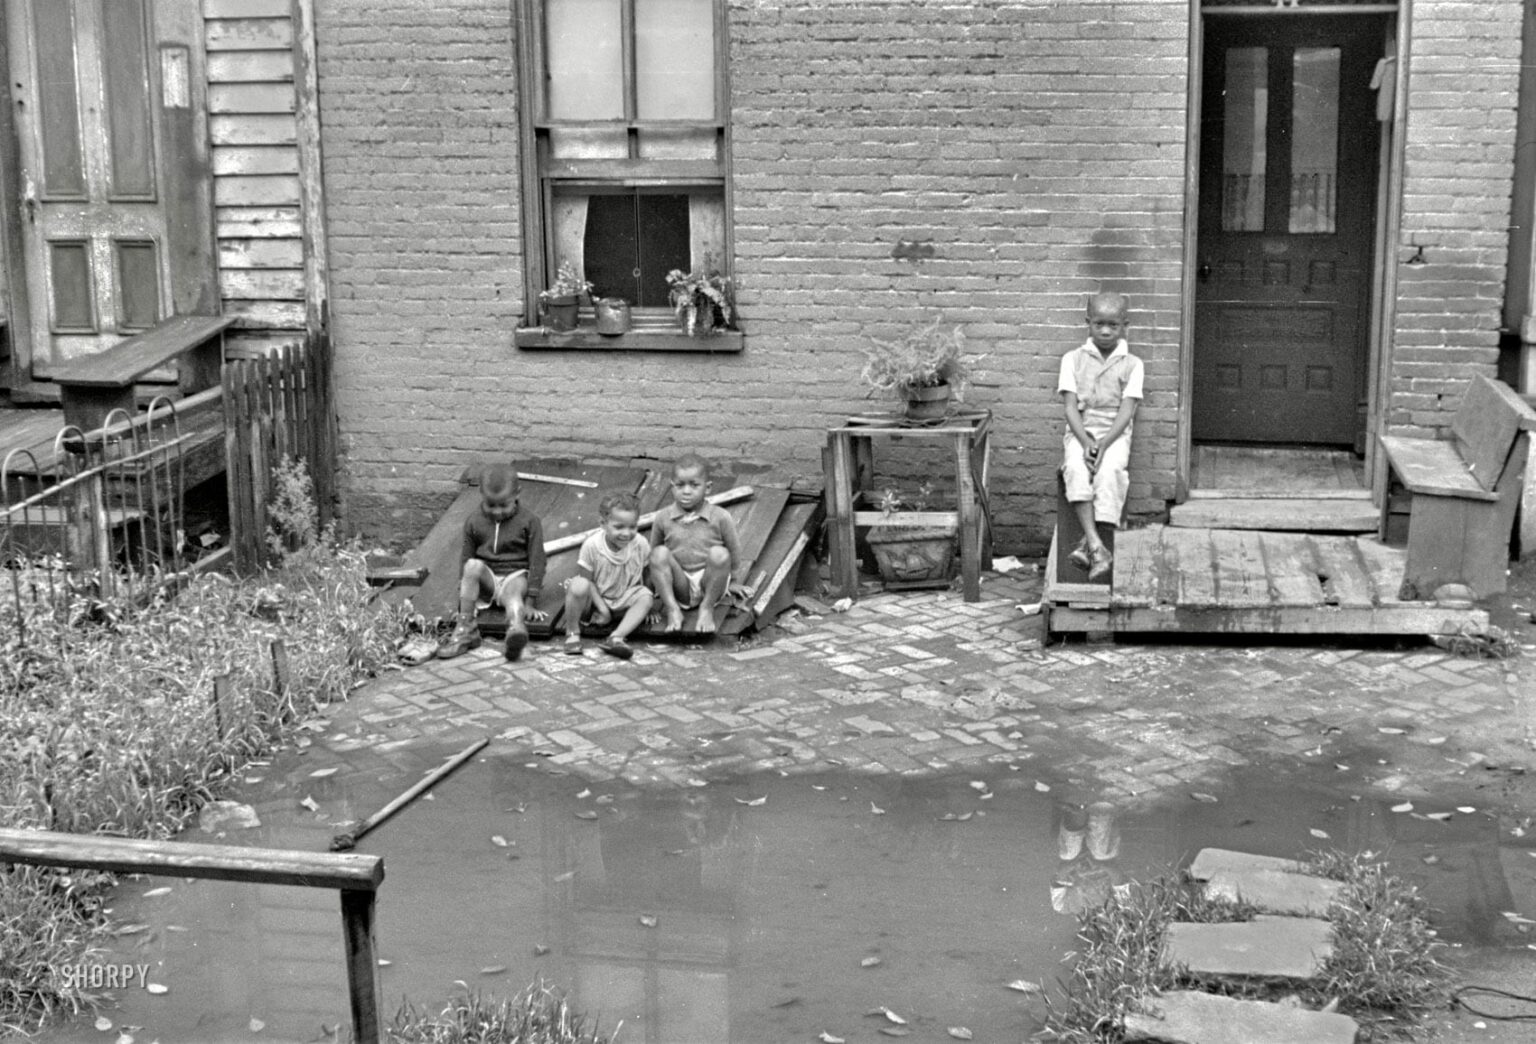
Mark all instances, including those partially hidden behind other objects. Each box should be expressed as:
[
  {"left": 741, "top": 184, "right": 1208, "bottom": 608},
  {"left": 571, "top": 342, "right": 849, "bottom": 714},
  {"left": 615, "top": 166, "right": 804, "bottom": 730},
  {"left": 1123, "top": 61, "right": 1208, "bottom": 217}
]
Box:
[
  {"left": 5, "top": 0, "right": 214, "bottom": 376},
  {"left": 1193, "top": 14, "right": 1383, "bottom": 445}
]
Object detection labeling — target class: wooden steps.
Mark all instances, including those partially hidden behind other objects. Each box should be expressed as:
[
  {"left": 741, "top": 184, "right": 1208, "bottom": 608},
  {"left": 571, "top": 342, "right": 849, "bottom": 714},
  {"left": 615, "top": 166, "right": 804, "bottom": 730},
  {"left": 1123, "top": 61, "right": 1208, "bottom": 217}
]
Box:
[
  {"left": 1169, "top": 496, "right": 1377, "bottom": 533},
  {"left": 1044, "top": 525, "right": 1488, "bottom": 636}
]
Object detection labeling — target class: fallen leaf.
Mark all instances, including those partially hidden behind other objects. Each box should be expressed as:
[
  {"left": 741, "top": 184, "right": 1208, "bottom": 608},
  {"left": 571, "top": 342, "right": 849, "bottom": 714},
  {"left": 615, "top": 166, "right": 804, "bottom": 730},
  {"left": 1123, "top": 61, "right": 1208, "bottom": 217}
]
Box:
[
  {"left": 145, "top": 983, "right": 168, "bottom": 995},
  {"left": 1427, "top": 736, "right": 1448, "bottom": 745},
  {"left": 734, "top": 796, "right": 767, "bottom": 807},
  {"left": 595, "top": 794, "right": 614, "bottom": 804},
  {"left": 115, "top": 923, "right": 149, "bottom": 936},
  {"left": 948, "top": 1029, "right": 973, "bottom": 1040},
  {"left": 1007, "top": 979, "right": 1042, "bottom": 993},
  {"left": 1378, "top": 726, "right": 1406, "bottom": 735},
  {"left": 1391, "top": 802, "right": 1414, "bottom": 813},
  {"left": 639, "top": 914, "right": 658, "bottom": 928},
  {"left": 969, "top": 781, "right": 988, "bottom": 792},
  {"left": 980, "top": 792, "right": 994, "bottom": 801},
  {"left": 940, "top": 813, "right": 958, "bottom": 821},
  {"left": 554, "top": 870, "right": 575, "bottom": 882},
  {"left": 1310, "top": 828, "right": 1330, "bottom": 839},
  {"left": 309, "top": 767, "right": 337, "bottom": 778},
  {"left": 378, "top": 959, "right": 392, "bottom": 967},
  {"left": 249, "top": 1018, "right": 266, "bottom": 1032},
  {"left": 480, "top": 965, "right": 507, "bottom": 975},
  {"left": 1425, "top": 812, "right": 1453, "bottom": 822},
  {"left": 575, "top": 811, "right": 599, "bottom": 820},
  {"left": 1422, "top": 854, "right": 1440, "bottom": 865},
  {"left": 956, "top": 811, "right": 973, "bottom": 821},
  {"left": 1190, "top": 792, "right": 1219, "bottom": 803},
  {"left": 142, "top": 887, "right": 172, "bottom": 898},
  {"left": 534, "top": 944, "right": 551, "bottom": 956},
  {"left": 871, "top": 802, "right": 886, "bottom": 815},
  {"left": 880, "top": 1030, "right": 911, "bottom": 1038},
  {"left": 818, "top": 1033, "right": 845, "bottom": 1044},
  {"left": 95, "top": 1016, "right": 113, "bottom": 1032},
  {"left": 490, "top": 835, "right": 509, "bottom": 847},
  {"left": 1034, "top": 781, "right": 1051, "bottom": 792},
  {"left": 576, "top": 788, "right": 592, "bottom": 799},
  {"left": 876, "top": 1007, "right": 906, "bottom": 1025},
  {"left": 1457, "top": 806, "right": 1477, "bottom": 814},
  {"left": 861, "top": 956, "right": 882, "bottom": 968},
  {"left": 300, "top": 796, "right": 321, "bottom": 813}
]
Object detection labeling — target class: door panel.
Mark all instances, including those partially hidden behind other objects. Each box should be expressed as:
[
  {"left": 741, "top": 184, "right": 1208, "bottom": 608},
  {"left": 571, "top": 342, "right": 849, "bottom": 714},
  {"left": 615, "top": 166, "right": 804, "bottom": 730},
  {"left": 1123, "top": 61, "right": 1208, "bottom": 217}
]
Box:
[
  {"left": 1194, "top": 14, "right": 1383, "bottom": 445},
  {"left": 6, "top": 0, "right": 206, "bottom": 375}
]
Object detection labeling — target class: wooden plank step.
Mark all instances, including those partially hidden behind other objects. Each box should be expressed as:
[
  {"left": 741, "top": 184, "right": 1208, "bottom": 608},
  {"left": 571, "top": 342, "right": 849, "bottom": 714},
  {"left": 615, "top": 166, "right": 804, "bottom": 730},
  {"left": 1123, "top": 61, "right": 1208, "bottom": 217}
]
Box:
[
  {"left": 1049, "top": 602, "right": 1489, "bottom": 636},
  {"left": 1169, "top": 498, "right": 1379, "bottom": 532}
]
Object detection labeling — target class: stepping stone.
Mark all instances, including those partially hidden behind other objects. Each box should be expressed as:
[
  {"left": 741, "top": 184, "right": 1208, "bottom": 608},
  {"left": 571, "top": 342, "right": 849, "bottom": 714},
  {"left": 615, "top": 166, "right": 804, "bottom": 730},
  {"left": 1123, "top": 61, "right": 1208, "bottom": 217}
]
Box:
[
  {"left": 1165, "top": 916, "right": 1333, "bottom": 979},
  {"left": 1124, "top": 990, "right": 1359, "bottom": 1044},
  {"left": 1188, "top": 849, "right": 1342, "bottom": 916}
]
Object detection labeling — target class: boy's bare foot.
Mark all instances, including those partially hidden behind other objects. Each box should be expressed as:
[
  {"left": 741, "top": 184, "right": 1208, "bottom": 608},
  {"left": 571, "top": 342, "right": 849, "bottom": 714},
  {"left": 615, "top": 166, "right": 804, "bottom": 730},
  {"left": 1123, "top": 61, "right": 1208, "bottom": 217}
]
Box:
[
  {"left": 662, "top": 607, "right": 684, "bottom": 633},
  {"left": 695, "top": 608, "right": 717, "bottom": 633}
]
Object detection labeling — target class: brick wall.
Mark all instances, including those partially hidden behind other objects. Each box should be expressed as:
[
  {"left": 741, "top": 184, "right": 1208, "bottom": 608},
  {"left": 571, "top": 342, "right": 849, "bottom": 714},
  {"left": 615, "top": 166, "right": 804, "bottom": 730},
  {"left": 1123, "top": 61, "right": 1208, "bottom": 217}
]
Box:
[
  {"left": 1390, "top": 0, "right": 1522, "bottom": 434},
  {"left": 316, "top": 0, "right": 1190, "bottom": 552}
]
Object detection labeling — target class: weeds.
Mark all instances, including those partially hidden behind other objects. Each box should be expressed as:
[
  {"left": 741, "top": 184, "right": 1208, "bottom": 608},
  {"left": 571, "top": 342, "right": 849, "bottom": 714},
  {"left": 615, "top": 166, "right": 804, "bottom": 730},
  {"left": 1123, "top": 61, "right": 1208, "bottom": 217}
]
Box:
[
  {"left": 0, "top": 460, "right": 406, "bottom": 1034},
  {"left": 388, "top": 985, "right": 619, "bottom": 1044}
]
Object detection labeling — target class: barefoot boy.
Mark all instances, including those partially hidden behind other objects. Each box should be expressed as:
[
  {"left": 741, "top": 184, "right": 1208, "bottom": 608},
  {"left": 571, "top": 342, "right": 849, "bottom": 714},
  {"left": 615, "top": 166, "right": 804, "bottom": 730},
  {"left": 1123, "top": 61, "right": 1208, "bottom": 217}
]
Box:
[
  {"left": 564, "top": 491, "right": 654, "bottom": 660},
  {"left": 437, "top": 463, "right": 547, "bottom": 660},
  {"left": 1059, "top": 291, "right": 1143, "bottom": 581},
  {"left": 649, "top": 453, "right": 745, "bottom": 634}
]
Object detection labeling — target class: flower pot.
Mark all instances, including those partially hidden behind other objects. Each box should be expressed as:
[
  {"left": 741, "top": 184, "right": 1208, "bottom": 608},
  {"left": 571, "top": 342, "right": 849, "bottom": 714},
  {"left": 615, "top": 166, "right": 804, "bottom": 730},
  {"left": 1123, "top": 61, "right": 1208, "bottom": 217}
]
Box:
[
  {"left": 904, "top": 382, "right": 953, "bottom": 420},
  {"left": 866, "top": 522, "right": 958, "bottom": 584},
  {"left": 541, "top": 294, "right": 579, "bottom": 332},
  {"left": 595, "top": 297, "right": 631, "bottom": 336}
]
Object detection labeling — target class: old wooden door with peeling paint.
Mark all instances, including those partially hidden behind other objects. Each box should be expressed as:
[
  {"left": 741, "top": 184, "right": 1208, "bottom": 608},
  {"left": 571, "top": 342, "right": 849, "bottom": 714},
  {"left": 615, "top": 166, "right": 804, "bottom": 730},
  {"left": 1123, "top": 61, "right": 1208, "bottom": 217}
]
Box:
[{"left": 5, "top": 0, "right": 214, "bottom": 377}]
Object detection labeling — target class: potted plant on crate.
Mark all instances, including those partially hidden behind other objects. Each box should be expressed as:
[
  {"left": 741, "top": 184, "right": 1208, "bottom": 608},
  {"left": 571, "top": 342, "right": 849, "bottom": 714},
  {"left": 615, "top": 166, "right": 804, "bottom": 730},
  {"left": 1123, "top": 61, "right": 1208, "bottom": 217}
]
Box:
[
  {"left": 865, "top": 482, "right": 958, "bottom": 586},
  {"left": 538, "top": 261, "right": 594, "bottom": 332},
  {"left": 860, "top": 319, "right": 982, "bottom": 420},
  {"left": 666, "top": 265, "right": 735, "bottom": 336}
]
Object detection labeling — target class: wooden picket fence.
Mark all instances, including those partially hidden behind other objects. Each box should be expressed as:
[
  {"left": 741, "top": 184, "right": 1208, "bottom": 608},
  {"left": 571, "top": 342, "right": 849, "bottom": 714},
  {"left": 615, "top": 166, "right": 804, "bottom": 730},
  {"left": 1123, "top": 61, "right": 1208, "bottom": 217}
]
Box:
[{"left": 223, "top": 334, "right": 338, "bottom": 572}]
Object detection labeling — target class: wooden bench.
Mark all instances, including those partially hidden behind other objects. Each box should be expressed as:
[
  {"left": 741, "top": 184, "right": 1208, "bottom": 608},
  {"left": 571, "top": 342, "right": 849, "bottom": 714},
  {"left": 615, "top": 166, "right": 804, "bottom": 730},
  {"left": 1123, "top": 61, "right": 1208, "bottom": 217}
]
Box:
[
  {"left": 1378, "top": 375, "right": 1536, "bottom": 598},
  {"left": 51, "top": 314, "right": 234, "bottom": 431}
]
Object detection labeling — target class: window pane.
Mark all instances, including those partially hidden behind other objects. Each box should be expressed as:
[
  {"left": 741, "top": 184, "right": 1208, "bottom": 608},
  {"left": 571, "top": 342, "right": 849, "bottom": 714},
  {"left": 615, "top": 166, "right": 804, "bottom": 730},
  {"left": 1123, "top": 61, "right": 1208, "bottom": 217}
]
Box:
[
  {"left": 1222, "top": 47, "right": 1267, "bottom": 233},
  {"left": 548, "top": 128, "right": 628, "bottom": 159},
  {"left": 34, "top": 0, "right": 86, "bottom": 196},
  {"left": 1290, "top": 47, "right": 1340, "bottom": 234},
  {"left": 100, "top": 0, "right": 155, "bottom": 198},
  {"left": 638, "top": 127, "right": 717, "bottom": 160},
  {"left": 49, "top": 241, "right": 95, "bottom": 331},
  {"left": 546, "top": 0, "right": 624, "bottom": 120},
  {"left": 635, "top": 0, "right": 716, "bottom": 120},
  {"left": 581, "top": 192, "right": 692, "bottom": 308},
  {"left": 115, "top": 240, "right": 160, "bottom": 330}
]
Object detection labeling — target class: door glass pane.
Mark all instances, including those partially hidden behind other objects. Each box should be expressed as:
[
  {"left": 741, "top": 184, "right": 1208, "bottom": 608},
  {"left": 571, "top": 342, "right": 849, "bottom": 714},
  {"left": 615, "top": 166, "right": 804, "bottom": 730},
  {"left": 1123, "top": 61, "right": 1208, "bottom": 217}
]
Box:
[
  {"left": 546, "top": 0, "right": 624, "bottom": 120},
  {"left": 34, "top": 0, "right": 86, "bottom": 197},
  {"left": 49, "top": 241, "right": 95, "bottom": 332},
  {"left": 1290, "top": 46, "right": 1340, "bottom": 234},
  {"left": 636, "top": 0, "right": 716, "bottom": 120},
  {"left": 1222, "top": 47, "right": 1267, "bottom": 232},
  {"left": 115, "top": 240, "right": 160, "bottom": 330},
  {"left": 100, "top": 0, "right": 155, "bottom": 199}
]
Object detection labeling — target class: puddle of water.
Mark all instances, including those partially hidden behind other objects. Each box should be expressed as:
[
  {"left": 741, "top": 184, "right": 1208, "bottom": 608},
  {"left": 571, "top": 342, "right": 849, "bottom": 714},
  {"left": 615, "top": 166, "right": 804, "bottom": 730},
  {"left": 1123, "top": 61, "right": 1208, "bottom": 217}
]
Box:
[{"left": 37, "top": 753, "right": 1534, "bottom": 1043}]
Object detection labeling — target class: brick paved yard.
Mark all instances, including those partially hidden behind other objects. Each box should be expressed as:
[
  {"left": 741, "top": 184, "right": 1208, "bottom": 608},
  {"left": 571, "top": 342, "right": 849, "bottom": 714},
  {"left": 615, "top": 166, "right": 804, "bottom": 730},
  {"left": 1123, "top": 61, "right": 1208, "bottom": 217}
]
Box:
[{"left": 329, "top": 571, "right": 1536, "bottom": 811}]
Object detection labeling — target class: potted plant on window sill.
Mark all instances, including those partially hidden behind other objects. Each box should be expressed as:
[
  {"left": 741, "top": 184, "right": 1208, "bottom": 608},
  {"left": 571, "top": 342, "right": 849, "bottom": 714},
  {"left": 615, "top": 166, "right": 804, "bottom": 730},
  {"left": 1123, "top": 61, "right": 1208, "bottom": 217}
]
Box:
[
  {"left": 865, "top": 483, "right": 958, "bottom": 586},
  {"left": 538, "top": 261, "right": 594, "bottom": 333},
  {"left": 860, "top": 318, "right": 982, "bottom": 420},
  {"left": 666, "top": 266, "right": 735, "bottom": 337}
]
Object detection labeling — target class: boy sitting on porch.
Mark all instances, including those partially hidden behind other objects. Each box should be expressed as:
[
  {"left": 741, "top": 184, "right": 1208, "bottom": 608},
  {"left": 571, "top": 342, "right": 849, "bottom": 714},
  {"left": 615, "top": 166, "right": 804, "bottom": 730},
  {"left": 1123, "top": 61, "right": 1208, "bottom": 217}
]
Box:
[
  {"left": 437, "top": 463, "right": 548, "bottom": 661},
  {"left": 563, "top": 491, "right": 654, "bottom": 660},
  {"left": 649, "top": 453, "right": 746, "bottom": 634},
  {"left": 1059, "top": 290, "right": 1143, "bottom": 581}
]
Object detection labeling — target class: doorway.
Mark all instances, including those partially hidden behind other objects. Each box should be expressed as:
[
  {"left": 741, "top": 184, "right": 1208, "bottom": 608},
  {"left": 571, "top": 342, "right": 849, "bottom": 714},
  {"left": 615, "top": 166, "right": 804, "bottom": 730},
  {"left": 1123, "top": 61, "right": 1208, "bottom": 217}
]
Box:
[
  {"left": 2, "top": 0, "right": 215, "bottom": 389},
  {"left": 1192, "top": 12, "right": 1388, "bottom": 456}
]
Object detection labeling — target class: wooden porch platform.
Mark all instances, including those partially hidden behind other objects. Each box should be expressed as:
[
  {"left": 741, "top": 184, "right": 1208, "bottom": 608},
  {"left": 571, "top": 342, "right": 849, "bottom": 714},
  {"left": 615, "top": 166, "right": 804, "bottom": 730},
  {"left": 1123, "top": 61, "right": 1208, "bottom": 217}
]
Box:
[{"left": 1044, "top": 524, "right": 1489, "bottom": 636}]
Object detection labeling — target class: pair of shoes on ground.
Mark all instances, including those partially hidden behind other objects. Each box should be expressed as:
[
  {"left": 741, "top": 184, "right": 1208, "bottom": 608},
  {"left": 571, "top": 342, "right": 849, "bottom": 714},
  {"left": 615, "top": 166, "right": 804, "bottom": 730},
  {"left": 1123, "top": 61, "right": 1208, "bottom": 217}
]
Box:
[
  {"left": 1057, "top": 801, "right": 1121, "bottom": 862},
  {"left": 436, "top": 622, "right": 528, "bottom": 661},
  {"left": 564, "top": 633, "right": 634, "bottom": 660},
  {"left": 1069, "top": 538, "right": 1114, "bottom": 581}
]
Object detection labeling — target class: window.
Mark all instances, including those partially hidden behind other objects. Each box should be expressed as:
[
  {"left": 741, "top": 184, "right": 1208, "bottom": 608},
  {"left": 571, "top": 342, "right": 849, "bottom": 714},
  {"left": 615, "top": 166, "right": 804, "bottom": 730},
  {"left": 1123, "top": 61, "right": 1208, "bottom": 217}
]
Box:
[{"left": 517, "top": 0, "right": 735, "bottom": 348}]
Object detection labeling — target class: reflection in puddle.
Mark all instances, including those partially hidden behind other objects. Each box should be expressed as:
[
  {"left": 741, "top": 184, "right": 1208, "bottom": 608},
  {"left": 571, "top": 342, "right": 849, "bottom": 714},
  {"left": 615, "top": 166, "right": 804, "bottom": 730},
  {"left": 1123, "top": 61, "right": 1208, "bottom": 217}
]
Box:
[{"left": 39, "top": 755, "right": 1530, "bottom": 1043}]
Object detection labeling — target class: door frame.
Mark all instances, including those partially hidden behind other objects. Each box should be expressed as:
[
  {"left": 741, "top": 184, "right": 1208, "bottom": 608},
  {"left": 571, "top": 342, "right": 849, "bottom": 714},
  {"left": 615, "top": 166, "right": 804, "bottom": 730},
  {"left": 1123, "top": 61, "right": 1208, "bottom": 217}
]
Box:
[
  {"left": 0, "top": 0, "right": 37, "bottom": 398},
  {"left": 1177, "top": 0, "right": 1410, "bottom": 499}
]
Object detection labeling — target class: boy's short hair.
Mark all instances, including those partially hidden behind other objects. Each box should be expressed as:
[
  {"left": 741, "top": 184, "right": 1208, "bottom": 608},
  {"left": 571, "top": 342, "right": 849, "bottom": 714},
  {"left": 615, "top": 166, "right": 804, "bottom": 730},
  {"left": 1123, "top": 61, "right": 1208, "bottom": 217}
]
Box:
[
  {"left": 481, "top": 462, "right": 519, "bottom": 499},
  {"left": 600, "top": 491, "right": 640, "bottom": 519},
  {"left": 1086, "top": 290, "right": 1130, "bottom": 320},
  {"left": 672, "top": 452, "right": 711, "bottom": 479}
]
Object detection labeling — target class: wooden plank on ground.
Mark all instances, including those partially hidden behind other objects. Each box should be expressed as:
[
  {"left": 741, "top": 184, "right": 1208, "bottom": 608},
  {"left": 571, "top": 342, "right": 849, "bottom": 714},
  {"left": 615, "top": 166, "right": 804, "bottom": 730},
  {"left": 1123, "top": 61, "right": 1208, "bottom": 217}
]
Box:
[
  {"left": 716, "top": 492, "right": 809, "bottom": 636},
  {"left": 1308, "top": 535, "right": 1374, "bottom": 608},
  {"left": 1209, "top": 529, "right": 1271, "bottom": 608},
  {"left": 1355, "top": 536, "right": 1414, "bottom": 605},
  {"left": 1164, "top": 527, "right": 1218, "bottom": 608},
  {"left": 744, "top": 500, "right": 824, "bottom": 628},
  {"left": 1110, "top": 526, "right": 1161, "bottom": 607},
  {"left": 1258, "top": 532, "right": 1326, "bottom": 606},
  {"left": 1048, "top": 603, "right": 1489, "bottom": 637},
  {"left": 1168, "top": 498, "right": 1377, "bottom": 532}
]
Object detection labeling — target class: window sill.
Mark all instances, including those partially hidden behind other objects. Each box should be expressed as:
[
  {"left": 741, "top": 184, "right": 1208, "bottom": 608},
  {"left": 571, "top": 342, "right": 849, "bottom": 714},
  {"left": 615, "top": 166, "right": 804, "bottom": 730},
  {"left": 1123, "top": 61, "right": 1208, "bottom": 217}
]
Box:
[{"left": 515, "top": 326, "right": 743, "bottom": 352}]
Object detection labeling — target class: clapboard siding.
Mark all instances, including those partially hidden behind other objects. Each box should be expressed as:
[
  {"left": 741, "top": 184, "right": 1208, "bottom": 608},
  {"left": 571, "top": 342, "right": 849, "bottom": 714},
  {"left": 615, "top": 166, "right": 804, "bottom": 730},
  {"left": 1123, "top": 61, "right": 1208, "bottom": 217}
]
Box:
[{"left": 205, "top": 8, "right": 303, "bottom": 331}]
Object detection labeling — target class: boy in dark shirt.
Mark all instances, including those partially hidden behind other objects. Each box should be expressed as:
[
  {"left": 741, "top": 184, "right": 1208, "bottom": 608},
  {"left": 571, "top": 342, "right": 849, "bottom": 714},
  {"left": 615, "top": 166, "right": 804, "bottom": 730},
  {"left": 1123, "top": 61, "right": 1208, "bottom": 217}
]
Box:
[{"left": 437, "top": 463, "right": 547, "bottom": 661}]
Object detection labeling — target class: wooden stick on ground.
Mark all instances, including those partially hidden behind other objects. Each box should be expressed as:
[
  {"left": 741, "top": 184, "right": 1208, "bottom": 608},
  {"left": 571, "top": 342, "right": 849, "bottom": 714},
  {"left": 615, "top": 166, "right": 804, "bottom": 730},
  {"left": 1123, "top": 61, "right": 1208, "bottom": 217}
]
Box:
[{"left": 330, "top": 738, "right": 489, "bottom": 851}]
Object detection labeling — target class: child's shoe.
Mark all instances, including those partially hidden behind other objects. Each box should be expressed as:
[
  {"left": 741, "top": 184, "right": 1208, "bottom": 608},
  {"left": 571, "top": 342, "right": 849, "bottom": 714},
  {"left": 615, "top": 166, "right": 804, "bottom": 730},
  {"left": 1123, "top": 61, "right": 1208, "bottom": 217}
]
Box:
[
  {"left": 599, "top": 636, "right": 634, "bottom": 660},
  {"left": 436, "top": 623, "right": 481, "bottom": 659},
  {"left": 1088, "top": 546, "right": 1113, "bottom": 581},
  {"left": 563, "top": 633, "right": 584, "bottom": 656},
  {"left": 1068, "top": 537, "right": 1091, "bottom": 571},
  {"left": 504, "top": 624, "right": 529, "bottom": 661},
  {"left": 1087, "top": 801, "right": 1121, "bottom": 862}
]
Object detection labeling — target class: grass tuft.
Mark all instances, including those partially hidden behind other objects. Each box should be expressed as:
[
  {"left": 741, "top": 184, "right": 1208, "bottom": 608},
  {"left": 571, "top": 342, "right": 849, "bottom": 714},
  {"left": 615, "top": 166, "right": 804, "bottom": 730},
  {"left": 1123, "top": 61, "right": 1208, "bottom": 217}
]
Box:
[{"left": 388, "top": 984, "right": 619, "bottom": 1044}]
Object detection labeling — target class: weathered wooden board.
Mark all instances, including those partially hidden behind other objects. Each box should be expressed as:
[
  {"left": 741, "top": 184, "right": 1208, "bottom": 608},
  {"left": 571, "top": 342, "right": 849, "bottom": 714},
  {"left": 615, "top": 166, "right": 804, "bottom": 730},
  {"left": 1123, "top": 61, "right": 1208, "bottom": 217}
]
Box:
[
  {"left": 219, "top": 238, "right": 304, "bottom": 269},
  {"left": 215, "top": 175, "right": 302, "bottom": 208},
  {"left": 1163, "top": 527, "right": 1217, "bottom": 608},
  {"left": 211, "top": 114, "right": 298, "bottom": 147},
  {"left": 1309, "top": 535, "right": 1374, "bottom": 609},
  {"left": 205, "top": 19, "right": 293, "bottom": 52},
  {"left": 1049, "top": 603, "right": 1489, "bottom": 637},
  {"left": 1209, "top": 529, "right": 1270, "bottom": 608},
  {"left": 1452, "top": 375, "right": 1536, "bottom": 488},
  {"left": 210, "top": 83, "right": 296, "bottom": 115},
  {"left": 208, "top": 50, "right": 295, "bottom": 84},
  {"left": 1378, "top": 436, "right": 1493, "bottom": 499},
  {"left": 217, "top": 205, "right": 303, "bottom": 239},
  {"left": 219, "top": 268, "right": 304, "bottom": 300},
  {"left": 204, "top": 0, "right": 291, "bottom": 17},
  {"left": 224, "top": 300, "right": 306, "bottom": 329},
  {"left": 1258, "top": 532, "right": 1327, "bottom": 606},
  {"left": 728, "top": 499, "right": 824, "bottom": 634},
  {"left": 213, "top": 146, "right": 300, "bottom": 177},
  {"left": 1169, "top": 498, "right": 1377, "bottom": 532},
  {"left": 1112, "top": 526, "right": 1162, "bottom": 607}
]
